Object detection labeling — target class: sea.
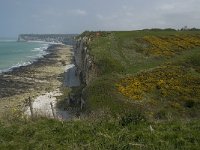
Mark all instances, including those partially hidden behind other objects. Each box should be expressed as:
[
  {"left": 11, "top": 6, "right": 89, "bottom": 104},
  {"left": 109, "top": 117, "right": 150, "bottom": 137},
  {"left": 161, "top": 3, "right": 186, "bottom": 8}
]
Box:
[{"left": 0, "top": 38, "right": 49, "bottom": 73}]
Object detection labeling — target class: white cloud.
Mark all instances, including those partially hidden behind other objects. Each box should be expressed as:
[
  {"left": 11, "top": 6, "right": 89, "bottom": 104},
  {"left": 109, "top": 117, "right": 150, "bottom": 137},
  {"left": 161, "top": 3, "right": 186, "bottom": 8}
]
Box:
[
  {"left": 159, "top": 4, "right": 175, "bottom": 11},
  {"left": 69, "top": 9, "right": 87, "bottom": 16},
  {"left": 94, "top": 0, "right": 200, "bottom": 30},
  {"left": 2, "top": 0, "right": 200, "bottom": 36}
]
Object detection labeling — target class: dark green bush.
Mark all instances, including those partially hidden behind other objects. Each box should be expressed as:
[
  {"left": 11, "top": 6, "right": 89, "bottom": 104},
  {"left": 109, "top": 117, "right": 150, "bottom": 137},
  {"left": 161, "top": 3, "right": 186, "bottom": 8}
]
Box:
[
  {"left": 120, "top": 111, "right": 146, "bottom": 126},
  {"left": 154, "top": 110, "right": 167, "bottom": 120},
  {"left": 184, "top": 100, "right": 195, "bottom": 108}
]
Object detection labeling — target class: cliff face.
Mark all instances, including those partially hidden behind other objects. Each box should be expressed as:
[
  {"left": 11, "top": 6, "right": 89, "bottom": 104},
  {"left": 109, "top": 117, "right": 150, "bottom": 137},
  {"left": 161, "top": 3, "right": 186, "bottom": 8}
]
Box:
[{"left": 74, "top": 37, "right": 97, "bottom": 85}]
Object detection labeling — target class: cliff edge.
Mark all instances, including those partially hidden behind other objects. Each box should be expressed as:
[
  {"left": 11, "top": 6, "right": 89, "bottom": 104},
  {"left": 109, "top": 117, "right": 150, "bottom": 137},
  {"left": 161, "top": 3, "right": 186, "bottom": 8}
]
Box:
[{"left": 74, "top": 36, "right": 97, "bottom": 85}]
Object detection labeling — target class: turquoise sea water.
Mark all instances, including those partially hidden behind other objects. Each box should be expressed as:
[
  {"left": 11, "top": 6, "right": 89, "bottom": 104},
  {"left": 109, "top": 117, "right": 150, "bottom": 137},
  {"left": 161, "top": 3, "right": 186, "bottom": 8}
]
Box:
[{"left": 0, "top": 39, "right": 49, "bottom": 73}]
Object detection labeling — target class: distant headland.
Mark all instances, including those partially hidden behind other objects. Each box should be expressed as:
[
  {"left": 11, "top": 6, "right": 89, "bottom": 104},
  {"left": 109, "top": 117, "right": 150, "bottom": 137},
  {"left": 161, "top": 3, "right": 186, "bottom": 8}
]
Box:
[{"left": 18, "top": 34, "right": 77, "bottom": 45}]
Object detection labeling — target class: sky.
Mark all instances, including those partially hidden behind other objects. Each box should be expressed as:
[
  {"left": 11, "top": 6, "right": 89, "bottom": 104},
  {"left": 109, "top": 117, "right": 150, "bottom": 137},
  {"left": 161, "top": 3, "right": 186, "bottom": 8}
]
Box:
[{"left": 0, "top": 0, "right": 200, "bottom": 37}]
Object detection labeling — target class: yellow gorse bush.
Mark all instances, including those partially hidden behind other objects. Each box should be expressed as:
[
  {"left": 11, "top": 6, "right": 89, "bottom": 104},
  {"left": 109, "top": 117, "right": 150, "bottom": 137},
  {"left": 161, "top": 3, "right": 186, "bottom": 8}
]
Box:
[
  {"left": 117, "top": 66, "right": 200, "bottom": 102},
  {"left": 141, "top": 35, "right": 200, "bottom": 56}
]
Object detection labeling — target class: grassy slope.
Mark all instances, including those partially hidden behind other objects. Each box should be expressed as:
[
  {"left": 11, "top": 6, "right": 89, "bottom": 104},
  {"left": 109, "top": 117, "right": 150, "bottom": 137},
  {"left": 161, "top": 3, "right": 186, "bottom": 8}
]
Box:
[
  {"left": 84, "top": 30, "right": 200, "bottom": 119},
  {"left": 0, "top": 118, "right": 200, "bottom": 149},
  {"left": 1, "top": 30, "right": 200, "bottom": 149}
]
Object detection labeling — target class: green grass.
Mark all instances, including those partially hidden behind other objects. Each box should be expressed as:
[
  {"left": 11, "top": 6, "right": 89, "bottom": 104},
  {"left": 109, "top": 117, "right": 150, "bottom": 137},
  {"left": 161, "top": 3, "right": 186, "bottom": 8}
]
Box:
[
  {"left": 1, "top": 30, "right": 200, "bottom": 149},
  {"left": 88, "top": 30, "right": 200, "bottom": 74},
  {"left": 0, "top": 117, "right": 200, "bottom": 150},
  {"left": 84, "top": 30, "right": 200, "bottom": 119}
]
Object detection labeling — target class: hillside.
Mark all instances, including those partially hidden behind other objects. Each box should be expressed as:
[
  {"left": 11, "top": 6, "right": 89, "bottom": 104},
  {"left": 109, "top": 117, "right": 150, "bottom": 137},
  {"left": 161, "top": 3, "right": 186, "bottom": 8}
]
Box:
[
  {"left": 1, "top": 30, "right": 200, "bottom": 149},
  {"left": 80, "top": 30, "right": 200, "bottom": 120}
]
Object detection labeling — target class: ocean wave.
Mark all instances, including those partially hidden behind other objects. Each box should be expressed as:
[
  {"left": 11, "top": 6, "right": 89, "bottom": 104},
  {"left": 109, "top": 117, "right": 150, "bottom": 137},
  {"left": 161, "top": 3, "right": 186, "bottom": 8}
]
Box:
[
  {"left": 0, "top": 44, "right": 49, "bottom": 74},
  {"left": 30, "top": 44, "right": 49, "bottom": 59},
  {"left": 31, "top": 44, "right": 49, "bottom": 52},
  {"left": 12, "top": 61, "right": 32, "bottom": 68},
  {"left": 31, "top": 47, "right": 42, "bottom": 52},
  {"left": 27, "top": 40, "right": 64, "bottom": 45},
  {"left": 0, "top": 61, "right": 33, "bottom": 74}
]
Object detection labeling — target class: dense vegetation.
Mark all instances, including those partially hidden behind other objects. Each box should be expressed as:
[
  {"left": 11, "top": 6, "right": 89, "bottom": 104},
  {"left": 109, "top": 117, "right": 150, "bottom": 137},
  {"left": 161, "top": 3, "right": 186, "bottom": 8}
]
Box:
[
  {"left": 84, "top": 30, "right": 200, "bottom": 119},
  {"left": 0, "top": 118, "right": 200, "bottom": 149},
  {"left": 1, "top": 30, "right": 200, "bottom": 149}
]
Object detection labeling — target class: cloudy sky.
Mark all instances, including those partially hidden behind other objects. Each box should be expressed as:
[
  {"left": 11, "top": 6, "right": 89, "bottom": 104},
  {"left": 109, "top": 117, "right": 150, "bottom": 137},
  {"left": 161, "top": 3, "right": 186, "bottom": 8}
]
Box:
[{"left": 0, "top": 0, "right": 200, "bottom": 37}]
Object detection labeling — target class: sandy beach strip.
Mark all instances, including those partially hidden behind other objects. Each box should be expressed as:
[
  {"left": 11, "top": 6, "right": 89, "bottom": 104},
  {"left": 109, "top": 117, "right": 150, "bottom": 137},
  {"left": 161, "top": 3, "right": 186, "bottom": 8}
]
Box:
[{"left": 0, "top": 44, "right": 73, "bottom": 118}]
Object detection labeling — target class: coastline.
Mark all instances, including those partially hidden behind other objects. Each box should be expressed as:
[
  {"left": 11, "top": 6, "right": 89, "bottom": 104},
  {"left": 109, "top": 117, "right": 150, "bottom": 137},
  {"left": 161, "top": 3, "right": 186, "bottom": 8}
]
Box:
[
  {"left": 0, "top": 44, "right": 73, "bottom": 118},
  {"left": 0, "top": 41, "right": 50, "bottom": 74}
]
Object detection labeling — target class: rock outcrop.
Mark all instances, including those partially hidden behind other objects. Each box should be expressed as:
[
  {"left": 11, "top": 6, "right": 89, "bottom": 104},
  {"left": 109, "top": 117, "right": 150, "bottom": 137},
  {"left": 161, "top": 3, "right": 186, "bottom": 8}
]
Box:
[{"left": 74, "top": 37, "right": 97, "bottom": 85}]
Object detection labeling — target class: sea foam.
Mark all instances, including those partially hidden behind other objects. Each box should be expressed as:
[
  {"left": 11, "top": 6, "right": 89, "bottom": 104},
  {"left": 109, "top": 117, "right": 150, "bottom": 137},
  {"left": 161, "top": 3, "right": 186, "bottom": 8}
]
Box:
[{"left": 0, "top": 41, "right": 50, "bottom": 74}]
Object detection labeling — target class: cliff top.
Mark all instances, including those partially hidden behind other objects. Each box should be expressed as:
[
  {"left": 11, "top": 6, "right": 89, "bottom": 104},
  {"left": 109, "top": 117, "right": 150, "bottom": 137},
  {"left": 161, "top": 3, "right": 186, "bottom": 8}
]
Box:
[{"left": 81, "top": 30, "right": 200, "bottom": 121}]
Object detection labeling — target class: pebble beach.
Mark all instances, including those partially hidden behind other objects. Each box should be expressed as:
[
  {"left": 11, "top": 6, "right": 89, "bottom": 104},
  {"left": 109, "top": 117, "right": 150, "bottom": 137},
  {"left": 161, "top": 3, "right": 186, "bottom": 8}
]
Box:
[{"left": 0, "top": 44, "right": 73, "bottom": 118}]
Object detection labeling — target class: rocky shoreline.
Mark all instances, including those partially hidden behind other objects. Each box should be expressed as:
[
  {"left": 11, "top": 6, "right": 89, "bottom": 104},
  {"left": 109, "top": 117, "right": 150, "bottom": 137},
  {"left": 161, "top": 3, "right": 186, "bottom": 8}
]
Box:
[{"left": 0, "top": 44, "right": 73, "bottom": 118}]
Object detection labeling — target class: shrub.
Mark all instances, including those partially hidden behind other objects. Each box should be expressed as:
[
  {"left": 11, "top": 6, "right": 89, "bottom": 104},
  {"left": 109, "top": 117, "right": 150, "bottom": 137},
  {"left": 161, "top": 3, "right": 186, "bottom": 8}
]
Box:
[
  {"left": 184, "top": 100, "right": 195, "bottom": 108},
  {"left": 120, "top": 111, "right": 146, "bottom": 126},
  {"left": 154, "top": 110, "right": 167, "bottom": 120}
]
